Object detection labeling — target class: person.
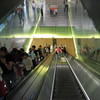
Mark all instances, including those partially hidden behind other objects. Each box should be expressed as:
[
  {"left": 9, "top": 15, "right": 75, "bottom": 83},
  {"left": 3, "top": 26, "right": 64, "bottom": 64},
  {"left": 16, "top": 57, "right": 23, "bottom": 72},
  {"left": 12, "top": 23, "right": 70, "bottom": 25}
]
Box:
[
  {"left": 54, "top": 47, "right": 58, "bottom": 60},
  {"left": 32, "top": 0, "right": 36, "bottom": 15},
  {"left": 38, "top": 45, "right": 44, "bottom": 61},
  {"left": 21, "top": 52, "right": 33, "bottom": 76},
  {"left": 0, "top": 47, "right": 16, "bottom": 91},
  {"left": 0, "top": 67, "right": 7, "bottom": 99},
  {"left": 28, "top": 48, "right": 36, "bottom": 68},
  {"left": 57, "top": 47, "right": 62, "bottom": 60},
  {"left": 63, "top": 0, "right": 68, "bottom": 12},
  {"left": 17, "top": 5, "right": 24, "bottom": 24},
  {"left": 32, "top": 45, "right": 39, "bottom": 64},
  {"left": 40, "top": 1, "right": 43, "bottom": 16},
  {"left": 44, "top": 46, "right": 49, "bottom": 56}
]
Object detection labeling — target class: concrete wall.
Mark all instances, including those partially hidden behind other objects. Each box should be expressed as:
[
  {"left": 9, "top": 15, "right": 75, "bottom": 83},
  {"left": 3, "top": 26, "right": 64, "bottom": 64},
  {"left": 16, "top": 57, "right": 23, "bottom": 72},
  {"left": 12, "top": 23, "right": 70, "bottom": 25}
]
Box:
[
  {"left": 0, "top": 0, "right": 23, "bottom": 20},
  {"left": 0, "top": 38, "right": 26, "bottom": 51},
  {"left": 57, "top": 38, "right": 76, "bottom": 57},
  {"left": 31, "top": 38, "right": 53, "bottom": 49},
  {"left": 81, "top": 0, "right": 100, "bottom": 31}
]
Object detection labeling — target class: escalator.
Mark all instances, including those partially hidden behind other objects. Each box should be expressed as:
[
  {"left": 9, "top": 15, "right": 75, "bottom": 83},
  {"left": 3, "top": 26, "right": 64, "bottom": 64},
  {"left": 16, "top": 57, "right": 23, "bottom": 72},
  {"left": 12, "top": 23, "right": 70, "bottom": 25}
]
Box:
[
  {"left": 3, "top": 54, "right": 53, "bottom": 100},
  {"left": 52, "top": 62, "right": 86, "bottom": 100}
]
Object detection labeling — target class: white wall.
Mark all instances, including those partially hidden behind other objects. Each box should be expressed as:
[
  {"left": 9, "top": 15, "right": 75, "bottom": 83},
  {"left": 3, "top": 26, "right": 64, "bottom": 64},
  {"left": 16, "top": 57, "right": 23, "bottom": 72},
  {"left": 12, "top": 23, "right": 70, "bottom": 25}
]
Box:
[{"left": 0, "top": 38, "right": 27, "bottom": 51}]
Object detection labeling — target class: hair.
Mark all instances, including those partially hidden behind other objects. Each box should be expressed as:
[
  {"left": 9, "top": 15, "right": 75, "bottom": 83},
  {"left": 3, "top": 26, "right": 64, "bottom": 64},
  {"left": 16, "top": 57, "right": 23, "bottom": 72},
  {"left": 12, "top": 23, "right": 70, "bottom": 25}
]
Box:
[
  {"left": 39, "top": 45, "right": 42, "bottom": 47},
  {"left": 21, "top": 52, "right": 28, "bottom": 57},
  {"left": 20, "top": 48, "right": 25, "bottom": 52},
  {"left": 0, "top": 47, "right": 7, "bottom": 53},
  {"left": 32, "top": 45, "right": 36, "bottom": 48}
]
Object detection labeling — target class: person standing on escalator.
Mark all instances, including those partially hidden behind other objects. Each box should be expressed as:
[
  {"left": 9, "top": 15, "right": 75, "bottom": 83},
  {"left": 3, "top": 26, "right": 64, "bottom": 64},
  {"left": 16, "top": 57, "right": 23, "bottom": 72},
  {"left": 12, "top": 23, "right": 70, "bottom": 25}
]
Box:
[{"left": 0, "top": 47, "right": 16, "bottom": 91}]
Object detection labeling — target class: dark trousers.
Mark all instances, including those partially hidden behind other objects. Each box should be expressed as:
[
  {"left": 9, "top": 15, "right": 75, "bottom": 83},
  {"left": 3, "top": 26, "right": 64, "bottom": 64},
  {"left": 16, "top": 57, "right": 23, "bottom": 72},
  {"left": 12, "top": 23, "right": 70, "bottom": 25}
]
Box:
[
  {"left": 41, "top": 9, "right": 43, "bottom": 16},
  {"left": 32, "top": 60, "right": 37, "bottom": 68}
]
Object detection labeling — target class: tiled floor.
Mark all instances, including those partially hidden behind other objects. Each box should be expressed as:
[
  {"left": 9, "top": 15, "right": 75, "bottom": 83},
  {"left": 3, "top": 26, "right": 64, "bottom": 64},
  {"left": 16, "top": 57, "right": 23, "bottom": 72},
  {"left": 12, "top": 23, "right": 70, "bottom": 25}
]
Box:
[{"left": 0, "top": 0, "right": 98, "bottom": 37}]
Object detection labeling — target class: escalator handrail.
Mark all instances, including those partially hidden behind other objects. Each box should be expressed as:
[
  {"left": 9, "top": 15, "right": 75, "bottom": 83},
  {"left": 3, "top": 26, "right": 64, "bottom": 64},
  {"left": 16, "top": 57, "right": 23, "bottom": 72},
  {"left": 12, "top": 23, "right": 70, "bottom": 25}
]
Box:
[
  {"left": 3, "top": 54, "right": 51, "bottom": 100},
  {"left": 50, "top": 58, "right": 57, "bottom": 100}
]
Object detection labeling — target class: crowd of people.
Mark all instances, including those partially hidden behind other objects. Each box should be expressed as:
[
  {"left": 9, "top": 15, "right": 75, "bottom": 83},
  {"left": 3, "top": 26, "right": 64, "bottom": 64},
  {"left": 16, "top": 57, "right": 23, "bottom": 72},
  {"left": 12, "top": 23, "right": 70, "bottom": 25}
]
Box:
[
  {"left": 0, "top": 45, "right": 50, "bottom": 99},
  {"left": 54, "top": 46, "right": 67, "bottom": 60},
  {"left": 0, "top": 44, "right": 68, "bottom": 99}
]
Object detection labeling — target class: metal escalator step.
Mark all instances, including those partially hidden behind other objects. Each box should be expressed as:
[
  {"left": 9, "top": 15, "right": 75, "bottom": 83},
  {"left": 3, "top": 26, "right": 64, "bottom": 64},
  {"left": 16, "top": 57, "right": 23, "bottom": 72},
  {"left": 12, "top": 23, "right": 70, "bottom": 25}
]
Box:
[
  {"left": 54, "top": 91, "right": 80, "bottom": 95},
  {"left": 53, "top": 94, "right": 82, "bottom": 98},
  {"left": 55, "top": 82, "right": 77, "bottom": 85},
  {"left": 54, "top": 93, "right": 80, "bottom": 97},
  {"left": 54, "top": 85, "right": 77, "bottom": 87},
  {"left": 53, "top": 98, "right": 82, "bottom": 100},
  {"left": 52, "top": 65, "right": 85, "bottom": 100},
  {"left": 54, "top": 86, "right": 78, "bottom": 90},
  {"left": 54, "top": 89, "right": 80, "bottom": 93}
]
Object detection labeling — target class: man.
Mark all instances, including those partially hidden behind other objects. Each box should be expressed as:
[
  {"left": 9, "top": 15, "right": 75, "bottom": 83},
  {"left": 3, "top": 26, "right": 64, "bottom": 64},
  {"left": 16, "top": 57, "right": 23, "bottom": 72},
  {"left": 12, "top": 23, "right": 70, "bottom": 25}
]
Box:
[
  {"left": 0, "top": 47, "right": 16, "bottom": 91},
  {"left": 63, "top": 0, "right": 68, "bottom": 12},
  {"left": 17, "top": 5, "right": 24, "bottom": 24},
  {"left": 38, "top": 45, "right": 44, "bottom": 61},
  {"left": 32, "top": 0, "right": 36, "bottom": 15},
  {"left": 28, "top": 48, "right": 36, "bottom": 68},
  {"left": 32, "top": 45, "right": 39, "bottom": 64},
  {"left": 21, "top": 52, "right": 33, "bottom": 76},
  {"left": 40, "top": 0, "right": 43, "bottom": 16}
]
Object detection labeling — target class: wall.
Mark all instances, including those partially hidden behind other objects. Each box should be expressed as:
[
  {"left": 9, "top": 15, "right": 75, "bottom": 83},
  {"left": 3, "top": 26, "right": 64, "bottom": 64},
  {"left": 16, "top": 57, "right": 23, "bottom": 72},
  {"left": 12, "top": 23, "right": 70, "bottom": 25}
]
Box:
[
  {"left": 0, "top": 38, "right": 26, "bottom": 51},
  {"left": 81, "top": 0, "right": 100, "bottom": 31},
  {"left": 57, "top": 38, "right": 76, "bottom": 57},
  {"left": 31, "top": 38, "right": 76, "bottom": 57},
  {"left": 31, "top": 38, "right": 53, "bottom": 49},
  {"left": 0, "top": 0, "right": 23, "bottom": 20}
]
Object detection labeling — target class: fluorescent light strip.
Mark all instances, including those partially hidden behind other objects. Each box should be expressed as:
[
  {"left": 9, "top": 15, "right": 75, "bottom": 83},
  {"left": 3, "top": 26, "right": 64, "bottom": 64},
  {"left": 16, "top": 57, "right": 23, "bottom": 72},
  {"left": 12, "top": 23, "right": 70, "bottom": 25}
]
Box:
[
  {"left": 68, "top": 2, "right": 78, "bottom": 58},
  {"left": 26, "top": 15, "right": 41, "bottom": 52}
]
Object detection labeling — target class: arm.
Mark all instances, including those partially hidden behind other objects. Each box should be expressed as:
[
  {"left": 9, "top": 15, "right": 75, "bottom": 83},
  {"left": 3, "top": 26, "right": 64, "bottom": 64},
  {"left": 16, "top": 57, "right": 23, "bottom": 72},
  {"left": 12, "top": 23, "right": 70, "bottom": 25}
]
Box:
[{"left": 1, "top": 58, "right": 13, "bottom": 71}]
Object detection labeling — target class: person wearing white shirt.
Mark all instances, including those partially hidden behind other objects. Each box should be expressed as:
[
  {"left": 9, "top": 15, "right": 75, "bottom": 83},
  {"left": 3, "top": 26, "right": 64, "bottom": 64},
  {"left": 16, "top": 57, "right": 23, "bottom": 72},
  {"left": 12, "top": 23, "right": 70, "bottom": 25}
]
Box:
[
  {"left": 32, "top": 0, "right": 36, "bottom": 14},
  {"left": 21, "top": 52, "right": 33, "bottom": 76}
]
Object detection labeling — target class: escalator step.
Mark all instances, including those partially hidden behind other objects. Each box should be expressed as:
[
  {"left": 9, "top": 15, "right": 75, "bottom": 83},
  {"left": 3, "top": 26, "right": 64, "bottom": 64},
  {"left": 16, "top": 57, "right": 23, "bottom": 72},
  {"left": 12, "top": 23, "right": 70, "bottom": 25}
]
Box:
[
  {"left": 54, "top": 86, "right": 78, "bottom": 90},
  {"left": 53, "top": 98, "right": 82, "bottom": 100},
  {"left": 54, "top": 89, "right": 80, "bottom": 93},
  {"left": 54, "top": 91, "right": 80, "bottom": 95},
  {"left": 53, "top": 94, "right": 82, "bottom": 98},
  {"left": 52, "top": 65, "right": 85, "bottom": 100}
]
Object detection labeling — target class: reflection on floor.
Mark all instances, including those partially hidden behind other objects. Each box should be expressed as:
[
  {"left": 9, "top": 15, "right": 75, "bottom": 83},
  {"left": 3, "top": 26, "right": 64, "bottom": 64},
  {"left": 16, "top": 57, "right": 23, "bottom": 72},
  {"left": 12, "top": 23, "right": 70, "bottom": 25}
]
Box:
[{"left": 0, "top": 0, "right": 99, "bottom": 37}]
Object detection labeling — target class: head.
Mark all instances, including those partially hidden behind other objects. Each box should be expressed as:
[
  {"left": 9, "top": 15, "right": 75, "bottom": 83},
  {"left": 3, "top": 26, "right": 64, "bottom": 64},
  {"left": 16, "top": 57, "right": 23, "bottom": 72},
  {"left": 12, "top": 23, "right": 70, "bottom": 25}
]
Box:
[
  {"left": 0, "top": 47, "right": 7, "bottom": 57},
  {"left": 39, "top": 45, "right": 42, "bottom": 48},
  {"left": 32, "top": 45, "right": 36, "bottom": 50},
  {"left": 20, "top": 48, "right": 24, "bottom": 52},
  {"left": 29, "top": 48, "right": 32, "bottom": 52},
  {"left": 21, "top": 52, "right": 28, "bottom": 59}
]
